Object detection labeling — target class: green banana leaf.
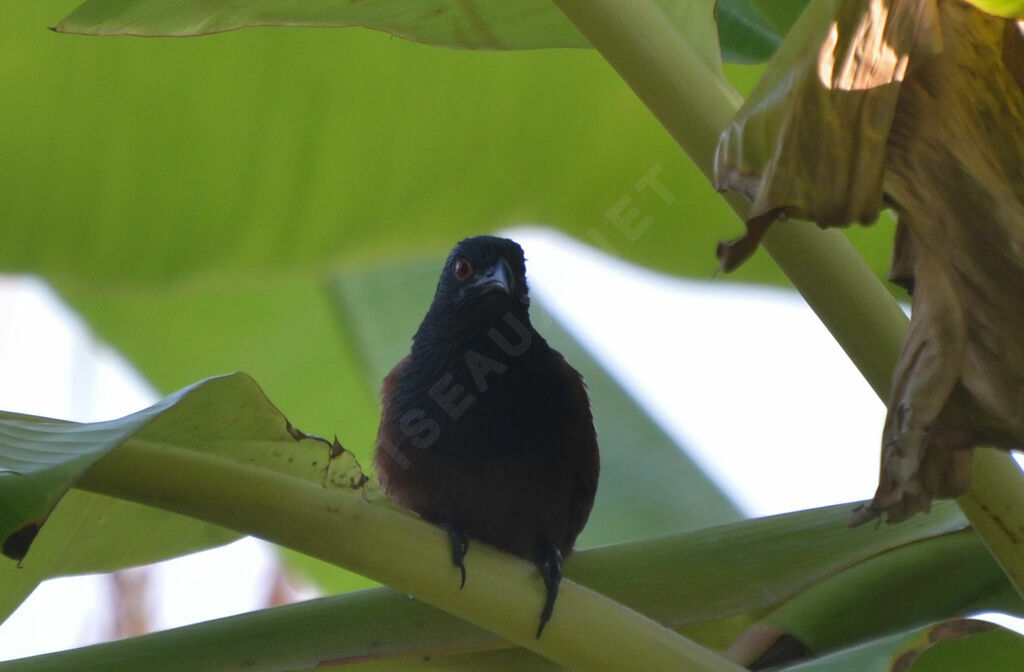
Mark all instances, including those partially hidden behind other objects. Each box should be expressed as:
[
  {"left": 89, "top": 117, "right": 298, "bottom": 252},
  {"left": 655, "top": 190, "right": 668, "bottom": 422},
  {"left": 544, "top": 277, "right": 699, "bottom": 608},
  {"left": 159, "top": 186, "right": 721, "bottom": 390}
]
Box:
[
  {"left": 0, "top": 375, "right": 746, "bottom": 671},
  {"left": 1, "top": 2, "right": 784, "bottom": 518},
  {"left": 0, "top": 492, "right": 238, "bottom": 630},
  {"left": 0, "top": 374, "right": 334, "bottom": 619},
  {"left": 52, "top": 0, "right": 722, "bottom": 77},
  {"left": 0, "top": 441, "right": 1007, "bottom": 672},
  {"left": 0, "top": 375, "right": 269, "bottom": 562},
  {"left": 909, "top": 624, "right": 1024, "bottom": 671},
  {"left": 961, "top": 1, "right": 1024, "bottom": 18},
  {"left": 1, "top": 366, "right": 1015, "bottom": 669},
  {"left": 782, "top": 620, "right": 1024, "bottom": 672},
  {"left": 5, "top": 0, "right": 1021, "bottom": 668},
  {"left": 715, "top": 0, "right": 786, "bottom": 63},
  {"left": 0, "top": 0, "right": 885, "bottom": 484},
  {"left": 0, "top": 250, "right": 745, "bottom": 613},
  {"left": 4, "top": 0, "right": 848, "bottom": 297}
]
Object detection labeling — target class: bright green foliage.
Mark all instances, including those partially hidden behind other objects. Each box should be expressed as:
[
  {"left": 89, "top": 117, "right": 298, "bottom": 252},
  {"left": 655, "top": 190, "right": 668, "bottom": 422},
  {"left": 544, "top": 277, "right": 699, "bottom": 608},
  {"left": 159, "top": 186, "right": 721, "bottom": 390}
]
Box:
[
  {"left": 0, "top": 492, "right": 237, "bottom": 627},
  {"left": 0, "top": 443, "right": 1011, "bottom": 672},
  {"left": 2, "top": 0, "right": 1023, "bottom": 670},
  {"left": 0, "top": 376, "right": 255, "bottom": 561},
  {"left": 910, "top": 626, "right": 1024, "bottom": 671},
  {"left": 55, "top": 0, "right": 596, "bottom": 45},
  {"left": 715, "top": 0, "right": 811, "bottom": 63},
  {"left": 962, "top": 1, "right": 1024, "bottom": 18},
  {"left": 784, "top": 622, "right": 1024, "bottom": 672},
  {"left": 716, "top": 0, "right": 785, "bottom": 63},
  {"left": 0, "top": 373, "right": 322, "bottom": 621}
]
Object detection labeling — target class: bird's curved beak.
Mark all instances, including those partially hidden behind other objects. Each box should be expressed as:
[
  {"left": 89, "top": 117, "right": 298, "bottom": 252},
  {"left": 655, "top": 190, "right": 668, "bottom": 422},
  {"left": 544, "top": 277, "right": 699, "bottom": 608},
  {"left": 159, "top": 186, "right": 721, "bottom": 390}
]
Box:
[{"left": 473, "top": 257, "right": 515, "bottom": 296}]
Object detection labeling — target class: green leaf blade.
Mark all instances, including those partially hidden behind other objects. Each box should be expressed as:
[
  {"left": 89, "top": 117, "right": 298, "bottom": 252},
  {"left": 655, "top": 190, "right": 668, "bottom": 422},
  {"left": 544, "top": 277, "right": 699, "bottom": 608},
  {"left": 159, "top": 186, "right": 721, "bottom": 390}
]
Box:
[
  {"left": 783, "top": 621, "right": 1024, "bottom": 672},
  {"left": 961, "top": 1, "right": 1024, "bottom": 18},
  {"left": 749, "top": 0, "right": 811, "bottom": 36},
  {"left": 0, "top": 492, "right": 239, "bottom": 624},
  {"left": 910, "top": 625, "right": 1024, "bottom": 671},
  {"left": 1, "top": 502, "right": 1012, "bottom": 671},
  {"left": 0, "top": 372, "right": 313, "bottom": 584},
  {"left": 0, "top": 377, "right": 239, "bottom": 560},
  {"left": 716, "top": 0, "right": 786, "bottom": 64},
  {"left": 52, "top": 0, "right": 726, "bottom": 80},
  {"left": 54, "top": 0, "right": 591, "bottom": 48}
]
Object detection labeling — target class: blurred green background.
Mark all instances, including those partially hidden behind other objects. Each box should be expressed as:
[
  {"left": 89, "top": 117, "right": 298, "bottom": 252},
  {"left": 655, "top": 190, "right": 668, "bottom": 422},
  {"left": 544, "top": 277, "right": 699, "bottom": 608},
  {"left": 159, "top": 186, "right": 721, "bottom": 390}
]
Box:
[{"left": 1, "top": 1, "right": 898, "bottom": 591}]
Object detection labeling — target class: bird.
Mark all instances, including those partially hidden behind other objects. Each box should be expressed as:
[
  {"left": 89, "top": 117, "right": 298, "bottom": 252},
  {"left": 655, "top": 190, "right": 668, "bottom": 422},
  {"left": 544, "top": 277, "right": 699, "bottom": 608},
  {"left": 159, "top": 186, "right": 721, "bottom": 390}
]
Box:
[{"left": 374, "top": 235, "right": 600, "bottom": 638}]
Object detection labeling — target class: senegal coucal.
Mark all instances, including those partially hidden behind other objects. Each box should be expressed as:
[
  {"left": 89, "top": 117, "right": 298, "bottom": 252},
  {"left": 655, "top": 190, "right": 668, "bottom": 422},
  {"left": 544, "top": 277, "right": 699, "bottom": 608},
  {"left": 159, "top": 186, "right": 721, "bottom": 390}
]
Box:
[{"left": 374, "top": 235, "right": 600, "bottom": 637}]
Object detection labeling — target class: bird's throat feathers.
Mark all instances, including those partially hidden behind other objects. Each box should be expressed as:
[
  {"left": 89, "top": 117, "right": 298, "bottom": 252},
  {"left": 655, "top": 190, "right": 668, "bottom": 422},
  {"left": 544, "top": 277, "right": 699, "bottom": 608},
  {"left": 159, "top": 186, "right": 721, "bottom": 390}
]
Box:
[
  {"left": 396, "top": 301, "right": 557, "bottom": 421},
  {"left": 410, "top": 302, "right": 540, "bottom": 377}
]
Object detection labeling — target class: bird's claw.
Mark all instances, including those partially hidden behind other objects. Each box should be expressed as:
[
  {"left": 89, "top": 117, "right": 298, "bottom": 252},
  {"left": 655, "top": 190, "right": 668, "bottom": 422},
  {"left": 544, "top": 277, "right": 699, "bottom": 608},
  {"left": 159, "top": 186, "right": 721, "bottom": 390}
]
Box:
[
  {"left": 440, "top": 522, "right": 470, "bottom": 589},
  {"left": 536, "top": 543, "right": 563, "bottom": 638}
]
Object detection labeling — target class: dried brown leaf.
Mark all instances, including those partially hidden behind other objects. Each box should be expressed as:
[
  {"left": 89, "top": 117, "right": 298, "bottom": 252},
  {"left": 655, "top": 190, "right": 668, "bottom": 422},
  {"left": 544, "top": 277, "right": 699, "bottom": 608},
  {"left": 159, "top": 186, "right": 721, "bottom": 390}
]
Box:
[
  {"left": 714, "top": 0, "right": 942, "bottom": 271},
  {"left": 856, "top": 0, "right": 1024, "bottom": 523},
  {"left": 715, "top": 0, "right": 1024, "bottom": 523}
]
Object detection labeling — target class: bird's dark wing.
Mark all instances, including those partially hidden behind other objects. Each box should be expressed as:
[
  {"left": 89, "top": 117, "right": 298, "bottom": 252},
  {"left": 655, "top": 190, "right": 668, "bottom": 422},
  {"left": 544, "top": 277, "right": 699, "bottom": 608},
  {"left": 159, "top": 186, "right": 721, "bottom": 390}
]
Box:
[
  {"left": 553, "top": 354, "right": 600, "bottom": 557},
  {"left": 374, "top": 355, "right": 411, "bottom": 497}
]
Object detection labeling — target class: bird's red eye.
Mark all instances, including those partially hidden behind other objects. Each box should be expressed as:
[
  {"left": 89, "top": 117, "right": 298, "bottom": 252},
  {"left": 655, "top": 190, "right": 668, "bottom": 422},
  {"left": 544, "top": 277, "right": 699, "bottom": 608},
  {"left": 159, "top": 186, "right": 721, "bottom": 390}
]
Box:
[{"left": 454, "top": 258, "right": 473, "bottom": 280}]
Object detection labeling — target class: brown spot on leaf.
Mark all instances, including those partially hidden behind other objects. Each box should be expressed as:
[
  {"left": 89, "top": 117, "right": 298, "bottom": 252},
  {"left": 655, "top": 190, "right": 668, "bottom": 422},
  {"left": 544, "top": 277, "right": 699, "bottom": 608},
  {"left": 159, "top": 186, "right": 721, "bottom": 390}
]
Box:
[
  {"left": 4, "top": 523, "right": 40, "bottom": 561},
  {"left": 1002, "top": 20, "right": 1024, "bottom": 92},
  {"left": 285, "top": 420, "right": 305, "bottom": 441},
  {"left": 725, "top": 624, "right": 812, "bottom": 669},
  {"left": 928, "top": 618, "right": 994, "bottom": 642},
  {"left": 329, "top": 436, "right": 345, "bottom": 459},
  {"left": 979, "top": 506, "right": 1024, "bottom": 545},
  {"left": 888, "top": 619, "right": 992, "bottom": 671},
  {"left": 748, "top": 634, "right": 812, "bottom": 670},
  {"left": 893, "top": 648, "right": 919, "bottom": 672}
]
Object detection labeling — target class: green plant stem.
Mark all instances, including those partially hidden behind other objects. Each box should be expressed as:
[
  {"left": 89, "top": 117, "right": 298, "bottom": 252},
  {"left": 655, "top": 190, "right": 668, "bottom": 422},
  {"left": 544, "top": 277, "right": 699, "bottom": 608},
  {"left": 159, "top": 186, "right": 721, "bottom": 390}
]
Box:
[
  {"left": 552, "top": 0, "right": 742, "bottom": 176},
  {"left": 757, "top": 223, "right": 908, "bottom": 399},
  {"left": 551, "top": 0, "right": 906, "bottom": 396},
  {"left": 0, "top": 501, "right": 991, "bottom": 672},
  {"left": 75, "top": 440, "right": 743, "bottom": 672},
  {"left": 958, "top": 450, "right": 1024, "bottom": 597},
  {"left": 551, "top": 0, "right": 1024, "bottom": 597}
]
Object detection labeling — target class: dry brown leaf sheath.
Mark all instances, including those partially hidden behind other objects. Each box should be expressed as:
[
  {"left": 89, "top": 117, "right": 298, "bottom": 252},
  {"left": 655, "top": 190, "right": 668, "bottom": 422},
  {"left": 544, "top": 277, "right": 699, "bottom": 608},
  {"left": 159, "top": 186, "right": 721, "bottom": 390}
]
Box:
[{"left": 714, "top": 0, "right": 1024, "bottom": 523}]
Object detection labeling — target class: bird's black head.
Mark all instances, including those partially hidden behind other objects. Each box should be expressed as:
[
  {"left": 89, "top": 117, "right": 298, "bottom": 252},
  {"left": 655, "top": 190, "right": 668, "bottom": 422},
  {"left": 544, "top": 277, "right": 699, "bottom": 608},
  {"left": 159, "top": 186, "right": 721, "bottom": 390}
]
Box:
[
  {"left": 416, "top": 236, "right": 530, "bottom": 340},
  {"left": 434, "top": 235, "right": 528, "bottom": 313}
]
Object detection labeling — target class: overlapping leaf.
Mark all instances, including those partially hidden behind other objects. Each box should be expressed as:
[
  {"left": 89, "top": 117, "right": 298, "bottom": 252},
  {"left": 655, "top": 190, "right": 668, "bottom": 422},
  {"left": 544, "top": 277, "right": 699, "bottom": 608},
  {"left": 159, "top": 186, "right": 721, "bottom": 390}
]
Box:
[
  {"left": 781, "top": 620, "right": 1024, "bottom": 672},
  {"left": 716, "top": 0, "right": 804, "bottom": 63},
  {"left": 963, "top": 1, "right": 1024, "bottom": 18},
  {"left": 55, "top": 0, "right": 591, "bottom": 47},
  {"left": 52, "top": 0, "right": 723, "bottom": 76},
  {"left": 0, "top": 492, "right": 238, "bottom": 625},
  {"left": 0, "top": 374, "right": 278, "bottom": 561},
  {"left": 2, "top": 500, "right": 1008, "bottom": 671},
  {"left": 0, "top": 373, "right": 349, "bottom": 621}
]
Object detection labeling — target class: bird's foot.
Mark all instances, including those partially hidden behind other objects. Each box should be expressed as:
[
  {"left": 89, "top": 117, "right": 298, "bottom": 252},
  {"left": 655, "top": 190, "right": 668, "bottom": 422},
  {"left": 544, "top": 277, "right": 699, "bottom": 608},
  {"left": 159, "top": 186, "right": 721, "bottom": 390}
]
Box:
[
  {"left": 535, "top": 543, "right": 563, "bottom": 638},
  {"left": 439, "top": 522, "right": 469, "bottom": 589}
]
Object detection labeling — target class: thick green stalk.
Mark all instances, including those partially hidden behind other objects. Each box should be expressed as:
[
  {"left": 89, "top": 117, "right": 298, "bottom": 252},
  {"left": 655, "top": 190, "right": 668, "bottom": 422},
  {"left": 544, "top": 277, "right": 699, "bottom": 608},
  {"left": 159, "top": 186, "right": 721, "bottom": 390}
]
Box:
[
  {"left": 550, "top": 0, "right": 906, "bottom": 395},
  {"left": 554, "top": 0, "right": 742, "bottom": 175},
  {"left": 957, "top": 450, "right": 1024, "bottom": 597},
  {"left": 0, "top": 501, "right": 988, "bottom": 671},
  {"left": 551, "top": 0, "right": 1024, "bottom": 595},
  {"left": 75, "top": 439, "right": 743, "bottom": 672}
]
